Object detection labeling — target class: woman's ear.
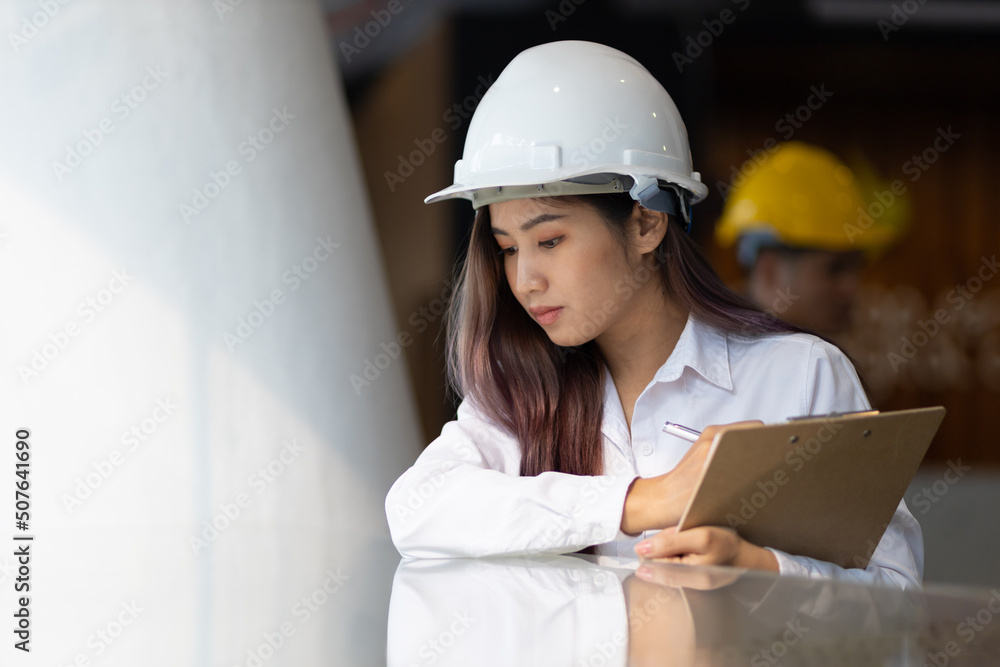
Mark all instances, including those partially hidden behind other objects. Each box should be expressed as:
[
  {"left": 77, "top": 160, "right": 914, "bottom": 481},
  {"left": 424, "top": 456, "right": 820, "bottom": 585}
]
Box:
[{"left": 627, "top": 205, "right": 669, "bottom": 257}]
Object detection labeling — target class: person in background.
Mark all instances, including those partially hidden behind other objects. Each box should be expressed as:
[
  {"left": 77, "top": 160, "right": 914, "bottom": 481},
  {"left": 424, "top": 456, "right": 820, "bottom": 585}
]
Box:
[{"left": 714, "top": 141, "right": 907, "bottom": 338}]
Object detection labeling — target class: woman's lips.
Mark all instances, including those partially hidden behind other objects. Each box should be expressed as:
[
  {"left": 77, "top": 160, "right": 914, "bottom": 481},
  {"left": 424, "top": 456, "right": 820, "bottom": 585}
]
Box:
[{"left": 531, "top": 307, "right": 563, "bottom": 325}]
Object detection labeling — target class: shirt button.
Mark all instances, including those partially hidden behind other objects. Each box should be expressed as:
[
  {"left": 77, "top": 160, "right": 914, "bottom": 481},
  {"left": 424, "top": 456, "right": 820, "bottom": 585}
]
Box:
[{"left": 639, "top": 442, "right": 653, "bottom": 456}]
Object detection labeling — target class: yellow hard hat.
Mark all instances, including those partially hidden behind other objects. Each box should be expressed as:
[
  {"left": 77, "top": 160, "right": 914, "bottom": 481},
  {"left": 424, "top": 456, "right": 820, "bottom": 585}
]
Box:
[{"left": 715, "top": 142, "right": 906, "bottom": 264}]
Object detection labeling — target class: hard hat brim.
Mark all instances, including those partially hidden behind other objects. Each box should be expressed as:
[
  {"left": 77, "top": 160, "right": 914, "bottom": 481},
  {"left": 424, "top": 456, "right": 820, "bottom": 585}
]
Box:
[{"left": 425, "top": 169, "right": 708, "bottom": 209}]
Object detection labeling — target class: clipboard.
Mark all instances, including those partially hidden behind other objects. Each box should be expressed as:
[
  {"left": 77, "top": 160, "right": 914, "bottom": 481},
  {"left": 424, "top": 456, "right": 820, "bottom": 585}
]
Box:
[{"left": 674, "top": 406, "right": 946, "bottom": 569}]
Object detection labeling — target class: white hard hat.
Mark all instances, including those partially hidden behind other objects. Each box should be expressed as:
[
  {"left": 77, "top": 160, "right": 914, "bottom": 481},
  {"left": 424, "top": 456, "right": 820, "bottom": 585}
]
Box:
[{"left": 424, "top": 40, "right": 707, "bottom": 226}]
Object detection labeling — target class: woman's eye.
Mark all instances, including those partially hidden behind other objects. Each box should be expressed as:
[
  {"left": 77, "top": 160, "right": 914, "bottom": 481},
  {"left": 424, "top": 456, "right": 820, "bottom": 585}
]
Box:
[
  {"left": 540, "top": 237, "right": 562, "bottom": 249},
  {"left": 498, "top": 246, "right": 516, "bottom": 256}
]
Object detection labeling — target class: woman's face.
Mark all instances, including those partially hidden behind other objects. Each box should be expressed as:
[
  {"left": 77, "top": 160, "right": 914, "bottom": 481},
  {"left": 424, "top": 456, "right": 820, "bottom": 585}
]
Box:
[{"left": 489, "top": 197, "right": 661, "bottom": 347}]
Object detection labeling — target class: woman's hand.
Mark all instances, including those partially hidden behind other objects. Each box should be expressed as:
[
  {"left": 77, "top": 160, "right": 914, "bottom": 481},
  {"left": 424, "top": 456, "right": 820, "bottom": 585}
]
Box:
[
  {"left": 620, "top": 421, "right": 762, "bottom": 535},
  {"left": 635, "top": 526, "right": 779, "bottom": 572}
]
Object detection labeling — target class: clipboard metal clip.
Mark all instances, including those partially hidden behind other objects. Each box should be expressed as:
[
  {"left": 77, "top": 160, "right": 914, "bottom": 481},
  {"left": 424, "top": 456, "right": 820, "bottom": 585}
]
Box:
[{"left": 785, "top": 409, "right": 879, "bottom": 422}]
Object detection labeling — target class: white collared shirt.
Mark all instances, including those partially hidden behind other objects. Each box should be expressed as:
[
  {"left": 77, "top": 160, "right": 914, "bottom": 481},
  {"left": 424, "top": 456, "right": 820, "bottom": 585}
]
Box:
[{"left": 385, "top": 315, "right": 923, "bottom": 588}]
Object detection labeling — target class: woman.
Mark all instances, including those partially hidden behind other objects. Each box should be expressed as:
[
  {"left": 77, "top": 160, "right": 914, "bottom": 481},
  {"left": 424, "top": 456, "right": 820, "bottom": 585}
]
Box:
[{"left": 385, "top": 41, "right": 922, "bottom": 588}]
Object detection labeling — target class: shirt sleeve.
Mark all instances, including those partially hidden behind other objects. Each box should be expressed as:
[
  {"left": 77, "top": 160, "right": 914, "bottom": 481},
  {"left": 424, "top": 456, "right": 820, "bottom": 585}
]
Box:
[
  {"left": 384, "top": 396, "right": 638, "bottom": 558},
  {"left": 766, "top": 340, "right": 924, "bottom": 589},
  {"left": 766, "top": 500, "right": 924, "bottom": 589}
]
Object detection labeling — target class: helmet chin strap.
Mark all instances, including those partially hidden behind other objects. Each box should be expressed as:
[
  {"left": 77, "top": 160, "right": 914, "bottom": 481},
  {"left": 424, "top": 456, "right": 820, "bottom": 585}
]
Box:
[{"left": 629, "top": 177, "right": 692, "bottom": 234}]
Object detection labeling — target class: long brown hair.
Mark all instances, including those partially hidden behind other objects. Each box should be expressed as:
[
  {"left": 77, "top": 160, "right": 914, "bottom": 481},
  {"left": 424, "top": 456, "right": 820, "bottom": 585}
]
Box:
[{"left": 444, "top": 193, "right": 806, "bottom": 477}]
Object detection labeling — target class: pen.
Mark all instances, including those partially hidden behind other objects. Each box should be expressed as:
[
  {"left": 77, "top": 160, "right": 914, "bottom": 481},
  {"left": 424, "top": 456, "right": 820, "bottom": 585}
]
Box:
[
  {"left": 664, "top": 411, "right": 880, "bottom": 442},
  {"left": 662, "top": 421, "right": 701, "bottom": 442}
]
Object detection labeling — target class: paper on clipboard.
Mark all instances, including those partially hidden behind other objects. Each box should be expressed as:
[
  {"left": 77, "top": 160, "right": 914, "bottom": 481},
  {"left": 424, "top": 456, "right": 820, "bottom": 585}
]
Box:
[{"left": 674, "top": 406, "right": 946, "bottom": 569}]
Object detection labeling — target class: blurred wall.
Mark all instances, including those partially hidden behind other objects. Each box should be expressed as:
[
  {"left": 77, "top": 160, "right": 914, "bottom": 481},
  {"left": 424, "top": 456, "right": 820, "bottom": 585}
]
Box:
[
  {"left": 351, "top": 23, "right": 456, "bottom": 443},
  {"left": 0, "top": 0, "right": 420, "bottom": 662}
]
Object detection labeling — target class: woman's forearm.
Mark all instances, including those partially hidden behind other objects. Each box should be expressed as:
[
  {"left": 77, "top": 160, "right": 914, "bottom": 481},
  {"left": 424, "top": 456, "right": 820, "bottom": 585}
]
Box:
[{"left": 620, "top": 474, "right": 690, "bottom": 535}]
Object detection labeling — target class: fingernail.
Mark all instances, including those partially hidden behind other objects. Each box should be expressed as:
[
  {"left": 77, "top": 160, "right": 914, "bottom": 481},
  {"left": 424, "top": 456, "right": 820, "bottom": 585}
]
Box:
[
  {"left": 637, "top": 566, "right": 652, "bottom": 579},
  {"left": 636, "top": 540, "right": 651, "bottom": 554}
]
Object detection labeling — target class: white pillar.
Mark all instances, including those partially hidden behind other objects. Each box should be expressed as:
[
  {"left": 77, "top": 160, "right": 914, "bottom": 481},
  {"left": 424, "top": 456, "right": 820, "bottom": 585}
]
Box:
[{"left": 0, "top": 0, "right": 419, "bottom": 662}]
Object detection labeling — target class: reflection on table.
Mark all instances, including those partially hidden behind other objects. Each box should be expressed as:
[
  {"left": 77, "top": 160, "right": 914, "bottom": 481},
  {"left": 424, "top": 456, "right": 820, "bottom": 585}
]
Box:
[{"left": 388, "top": 555, "right": 1000, "bottom": 666}]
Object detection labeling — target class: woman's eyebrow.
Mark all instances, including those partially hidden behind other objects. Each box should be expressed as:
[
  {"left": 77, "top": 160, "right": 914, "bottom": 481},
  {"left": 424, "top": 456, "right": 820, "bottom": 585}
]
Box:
[{"left": 491, "top": 213, "right": 566, "bottom": 236}]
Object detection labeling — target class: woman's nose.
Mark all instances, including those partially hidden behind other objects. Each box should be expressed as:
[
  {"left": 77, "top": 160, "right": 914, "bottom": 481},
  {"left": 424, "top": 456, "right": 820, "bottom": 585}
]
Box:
[{"left": 514, "top": 253, "right": 546, "bottom": 295}]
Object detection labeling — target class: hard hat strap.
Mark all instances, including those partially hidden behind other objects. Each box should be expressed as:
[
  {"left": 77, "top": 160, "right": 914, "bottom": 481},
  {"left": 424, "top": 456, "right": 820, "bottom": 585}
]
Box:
[{"left": 629, "top": 177, "right": 692, "bottom": 234}]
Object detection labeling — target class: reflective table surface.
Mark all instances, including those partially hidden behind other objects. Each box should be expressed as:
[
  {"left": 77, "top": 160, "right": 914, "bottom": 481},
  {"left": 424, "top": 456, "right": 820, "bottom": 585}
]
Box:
[
  {"left": 16, "top": 529, "right": 1000, "bottom": 666},
  {"left": 387, "top": 552, "right": 1000, "bottom": 667}
]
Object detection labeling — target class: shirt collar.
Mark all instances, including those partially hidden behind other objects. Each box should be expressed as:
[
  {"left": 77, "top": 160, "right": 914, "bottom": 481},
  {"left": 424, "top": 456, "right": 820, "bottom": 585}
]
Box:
[
  {"left": 651, "top": 313, "right": 734, "bottom": 391},
  {"left": 599, "top": 313, "right": 734, "bottom": 441}
]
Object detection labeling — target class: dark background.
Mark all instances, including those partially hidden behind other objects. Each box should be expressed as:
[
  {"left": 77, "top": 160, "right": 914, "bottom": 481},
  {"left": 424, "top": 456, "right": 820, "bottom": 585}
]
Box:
[{"left": 334, "top": 0, "right": 1000, "bottom": 466}]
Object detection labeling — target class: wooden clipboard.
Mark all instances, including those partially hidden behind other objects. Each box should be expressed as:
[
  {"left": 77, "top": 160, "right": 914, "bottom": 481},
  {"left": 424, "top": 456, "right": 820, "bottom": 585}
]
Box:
[{"left": 675, "top": 406, "right": 946, "bottom": 569}]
